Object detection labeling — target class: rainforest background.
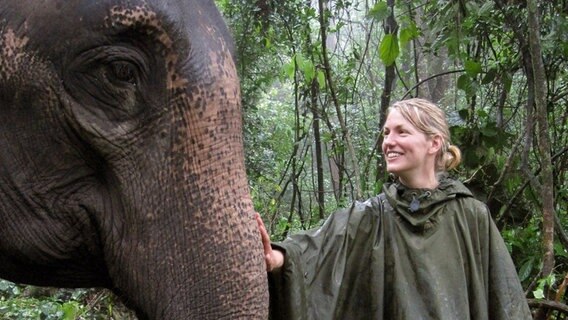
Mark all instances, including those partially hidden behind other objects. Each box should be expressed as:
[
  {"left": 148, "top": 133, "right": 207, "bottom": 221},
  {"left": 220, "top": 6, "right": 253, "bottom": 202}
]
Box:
[{"left": 1, "top": 0, "right": 566, "bottom": 318}]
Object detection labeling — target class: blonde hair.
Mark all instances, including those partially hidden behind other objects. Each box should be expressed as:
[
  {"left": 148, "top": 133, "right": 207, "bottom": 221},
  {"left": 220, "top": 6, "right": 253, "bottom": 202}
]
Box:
[{"left": 387, "top": 98, "right": 462, "bottom": 172}]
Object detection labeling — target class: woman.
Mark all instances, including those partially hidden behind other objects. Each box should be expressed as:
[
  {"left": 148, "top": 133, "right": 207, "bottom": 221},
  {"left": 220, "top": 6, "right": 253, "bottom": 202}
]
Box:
[{"left": 257, "top": 98, "right": 532, "bottom": 319}]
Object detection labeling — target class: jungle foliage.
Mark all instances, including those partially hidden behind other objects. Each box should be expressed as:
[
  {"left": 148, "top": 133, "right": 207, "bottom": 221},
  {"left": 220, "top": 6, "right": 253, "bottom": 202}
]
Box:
[
  {"left": 2, "top": 0, "right": 567, "bottom": 318},
  {"left": 218, "top": 0, "right": 567, "bottom": 318},
  {"left": 0, "top": 280, "right": 135, "bottom": 319}
]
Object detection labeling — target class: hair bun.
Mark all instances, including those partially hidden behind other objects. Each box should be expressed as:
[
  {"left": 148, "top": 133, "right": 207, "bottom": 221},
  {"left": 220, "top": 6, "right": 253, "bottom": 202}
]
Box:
[{"left": 445, "top": 145, "right": 462, "bottom": 170}]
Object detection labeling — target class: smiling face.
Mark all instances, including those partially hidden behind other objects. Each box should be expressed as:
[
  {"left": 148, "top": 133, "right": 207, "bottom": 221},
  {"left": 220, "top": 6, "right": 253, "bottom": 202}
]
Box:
[{"left": 382, "top": 108, "right": 441, "bottom": 188}]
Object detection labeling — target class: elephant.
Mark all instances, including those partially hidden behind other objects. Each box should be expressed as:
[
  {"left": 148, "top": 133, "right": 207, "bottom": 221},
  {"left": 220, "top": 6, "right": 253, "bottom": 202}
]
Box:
[{"left": 0, "top": 0, "right": 269, "bottom": 319}]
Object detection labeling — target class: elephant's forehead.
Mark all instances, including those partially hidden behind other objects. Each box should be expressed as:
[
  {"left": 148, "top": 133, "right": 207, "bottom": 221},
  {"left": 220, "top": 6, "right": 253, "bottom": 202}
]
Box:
[
  {"left": 104, "top": 5, "right": 187, "bottom": 89},
  {"left": 105, "top": 6, "right": 170, "bottom": 45},
  {"left": 1, "top": 0, "right": 235, "bottom": 85},
  {"left": 0, "top": 29, "right": 30, "bottom": 81},
  {"left": 101, "top": 4, "right": 238, "bottom": 93}
]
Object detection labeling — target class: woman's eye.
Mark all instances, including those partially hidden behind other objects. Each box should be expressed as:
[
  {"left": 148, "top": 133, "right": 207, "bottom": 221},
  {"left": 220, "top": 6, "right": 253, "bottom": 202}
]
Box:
[{"left": 107, "top": 61, "right": 138, "bottom": 85}]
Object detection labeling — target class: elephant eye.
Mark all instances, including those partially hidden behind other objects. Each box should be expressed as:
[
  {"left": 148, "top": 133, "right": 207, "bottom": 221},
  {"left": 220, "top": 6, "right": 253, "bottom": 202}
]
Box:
[
  {"left": 105, "top": 60, "right": 139, "bottom": 86},
  {"left": 64, "top": 46, "right": 154, "bottom": 121}
]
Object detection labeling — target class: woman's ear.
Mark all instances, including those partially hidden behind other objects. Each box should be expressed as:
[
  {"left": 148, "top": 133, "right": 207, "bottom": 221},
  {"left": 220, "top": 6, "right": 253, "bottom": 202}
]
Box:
[{"left": 428, "top": 135, "right": 443, "bottom": 155}]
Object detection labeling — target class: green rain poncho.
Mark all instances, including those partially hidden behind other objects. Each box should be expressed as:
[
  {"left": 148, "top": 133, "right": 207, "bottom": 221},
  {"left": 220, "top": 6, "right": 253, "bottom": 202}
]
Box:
[{"left": 268, "top": 177, "right": 532, "bottom": 320}]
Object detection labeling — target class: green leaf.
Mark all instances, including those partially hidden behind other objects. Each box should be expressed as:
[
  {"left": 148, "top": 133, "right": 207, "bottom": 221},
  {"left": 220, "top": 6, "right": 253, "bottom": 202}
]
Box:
[
  {"left": 303, "top": 61, "right": 315, "bottom": 83},
  {"left": 379, "top": 34, "right": 399, "bottom": 66},
  {"left": 545, "top": 273, "right": 557, "bottom": 286},
  {"left": 62, "top": 301, "right": 82, "bottom": 320},
  {"left": 457, "top": 74, "right": 471, "bottom": 91},
  {"left": 554, "top": 242, "right": 568, "bottom": 258},
  {"left": 476, "top": 109, "right": 488, "bottom": 118},
  {"left": 457, "top": 74, "right": 478, "bottom": 96},
  {"left": 282, "top": 61, "right": 295, "bottom": 80},
  {"left": 294, "top": 54, "right": 306, "bottom": 70},
  {"left": 481, "top": 68, "right": 497, "bottom": 84},
  {"left": 533, "top": 274, "right": 557, "bottom": 299},
  {"left": 533, "top": 288, "right": 545, "bottom": 299},
  {"left": 293, "top": 54, "right": 316, "bottom": 83},
  {"left": 518, "top": 258, "right": 534, "bottom": 282},
  {"left": 503, "top": 73, "right": 512, "bottom": 93},
  {"left": 305, "top": 7, "right": 317, "bottom": 18},
  {"left": 399, "top": 23, "right": 420, "bottom": 46},
  {"left": 464, "top": 59, "right": 482, "bottom": 77},
  {"left": 478, "top": 2, "right": 495, "bottom": 17},
  {"left": 368, "top": 2, "right": 389, "bottom": 22},
  {"left": 317, "top": 70, "right": 326, "bottom": 89}
]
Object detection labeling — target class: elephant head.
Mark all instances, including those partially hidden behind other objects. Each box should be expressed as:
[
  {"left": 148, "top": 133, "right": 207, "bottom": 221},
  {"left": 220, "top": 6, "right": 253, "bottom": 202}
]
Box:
[{"left": 0, "top": 0, "right": 268, "bottom": 319}]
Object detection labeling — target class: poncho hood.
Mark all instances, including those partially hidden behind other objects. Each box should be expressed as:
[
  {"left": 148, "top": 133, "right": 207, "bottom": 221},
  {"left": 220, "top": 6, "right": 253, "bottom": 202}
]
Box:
[{"left": 383, "top": 174, "right": 473, "bottom": 229}]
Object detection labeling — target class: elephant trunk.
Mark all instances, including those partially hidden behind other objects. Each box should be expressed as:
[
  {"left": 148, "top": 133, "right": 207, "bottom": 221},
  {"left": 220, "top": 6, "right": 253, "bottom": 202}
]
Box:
[
  {"left": 98, "top": 71, "right": 268, "bottom": 320},
  {"left": 102, "top": 123, "right": 268, "bottom": 319}
]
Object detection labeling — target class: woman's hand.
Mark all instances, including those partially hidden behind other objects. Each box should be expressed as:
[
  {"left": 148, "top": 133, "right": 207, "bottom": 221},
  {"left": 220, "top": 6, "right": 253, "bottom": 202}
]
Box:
[{"left": 255, "top": 213, "right": 284, "bottom": 272}]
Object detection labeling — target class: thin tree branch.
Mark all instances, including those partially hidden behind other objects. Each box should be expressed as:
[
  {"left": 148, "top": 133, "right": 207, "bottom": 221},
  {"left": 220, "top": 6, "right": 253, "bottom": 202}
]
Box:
[
  {"left": 317, "top": 0, "right": 362, "bottom": 199},
  {"left": 527, "top": 299, "right": 568, "bottom": 314},
  {"left": 501, "top": 145, "right": 568, "bottom": 221},
  {"left": 401, "top": 69, "right": 466, "bottom": 99}
]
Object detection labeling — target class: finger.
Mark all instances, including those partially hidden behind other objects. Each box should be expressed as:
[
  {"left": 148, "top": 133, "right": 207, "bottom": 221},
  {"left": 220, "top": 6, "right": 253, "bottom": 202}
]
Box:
[
  {"left": 255, "top": 213, "right": 267, "bottom": 238},
  {"left": 256, "top": 215, "right": 273, "bottom": 253},
  {"left": 254, "top": 213, "right": 276, "bottom": 271}
]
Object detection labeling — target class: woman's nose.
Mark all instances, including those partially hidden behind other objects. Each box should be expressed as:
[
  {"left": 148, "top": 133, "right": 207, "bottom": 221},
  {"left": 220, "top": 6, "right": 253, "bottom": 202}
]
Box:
[{"left": 382, "top": 136, "right": 393, "bottom": 152}]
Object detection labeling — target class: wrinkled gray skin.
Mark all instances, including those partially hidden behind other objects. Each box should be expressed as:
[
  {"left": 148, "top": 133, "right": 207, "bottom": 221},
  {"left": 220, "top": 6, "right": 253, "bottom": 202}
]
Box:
[{"left": 0, "top": 1, "right": 269, "bottom": 319}]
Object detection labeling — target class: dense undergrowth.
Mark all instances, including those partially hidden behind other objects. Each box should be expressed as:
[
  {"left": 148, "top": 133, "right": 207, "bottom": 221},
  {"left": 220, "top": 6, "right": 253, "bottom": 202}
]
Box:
[{"left": 0, "top": 280, "right": 136, "bottom": 320}]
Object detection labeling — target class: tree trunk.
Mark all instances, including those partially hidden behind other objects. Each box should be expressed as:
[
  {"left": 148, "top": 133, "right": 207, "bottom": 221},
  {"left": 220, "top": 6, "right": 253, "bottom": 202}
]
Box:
[
  {"left": 528, "top": 0, "right": 555, "bottom": 277},
  {"left": 311, "top": 79, "right": 325, "bottom": 220},
  {"left": 376, "top": 0, "right": 398, "bottom": 184},
  {"left": 527, "top": 0, "right": 556, "bottom": 318}
]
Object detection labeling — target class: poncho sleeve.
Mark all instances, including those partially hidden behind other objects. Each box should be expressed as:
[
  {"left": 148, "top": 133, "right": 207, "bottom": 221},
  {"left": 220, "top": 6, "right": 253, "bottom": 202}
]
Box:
[
  {"left": 485, "top": 209, "right": 533, "bottom": 319},
  {"left": 267, "top": 198, "right": 382, "bottom": 320}
]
